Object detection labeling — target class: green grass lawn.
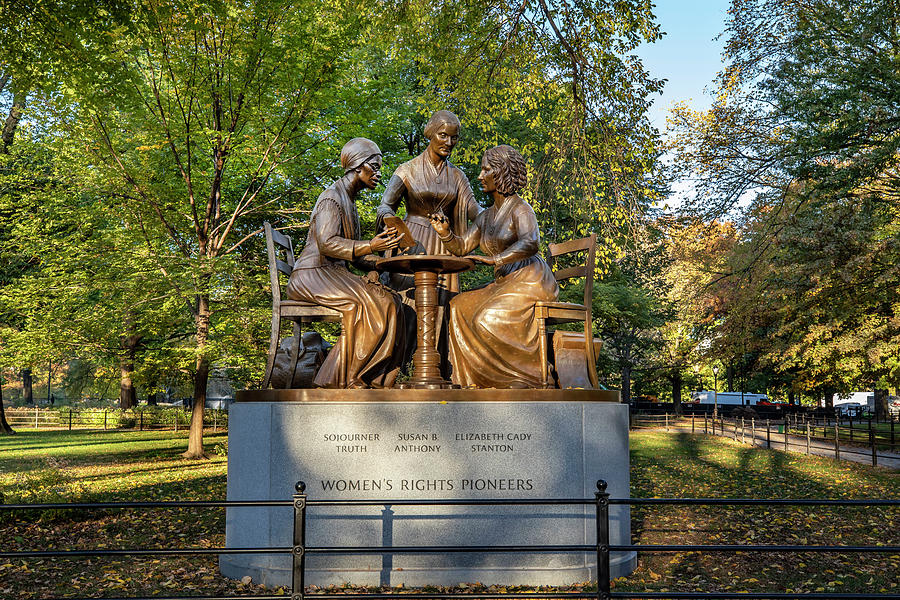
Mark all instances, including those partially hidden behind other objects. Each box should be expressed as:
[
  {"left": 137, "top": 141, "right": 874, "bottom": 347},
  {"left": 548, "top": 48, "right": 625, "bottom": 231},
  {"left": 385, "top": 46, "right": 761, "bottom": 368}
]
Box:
[
  {"left": 0, "top": 428, "right": 898, "bottom": 597},
  {"left": 624, "top": 431, "right": 900, "bottom": 596}
]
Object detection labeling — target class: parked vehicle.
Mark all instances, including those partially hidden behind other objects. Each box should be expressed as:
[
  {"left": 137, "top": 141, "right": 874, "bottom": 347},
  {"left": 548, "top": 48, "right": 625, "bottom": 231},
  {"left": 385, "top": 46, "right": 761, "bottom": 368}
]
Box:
[
  {"left": 756, "top": 399, "right": 789, "bottom": 407},
  {"left": 689, "top": 391, "right": 769, "bottom": 406},
  {"left": 835, "top": 402, "right": 864, "bottom": 417}
]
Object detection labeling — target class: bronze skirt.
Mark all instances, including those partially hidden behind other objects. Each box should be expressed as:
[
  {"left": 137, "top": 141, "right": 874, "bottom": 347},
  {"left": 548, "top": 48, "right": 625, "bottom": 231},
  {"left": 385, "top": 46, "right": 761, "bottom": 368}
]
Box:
[
  {"left": 447, "top": 257, "right": 558, "bottom": 388},
  {"left": 287, "top": 265, "right": 408, "bottom": 388}
]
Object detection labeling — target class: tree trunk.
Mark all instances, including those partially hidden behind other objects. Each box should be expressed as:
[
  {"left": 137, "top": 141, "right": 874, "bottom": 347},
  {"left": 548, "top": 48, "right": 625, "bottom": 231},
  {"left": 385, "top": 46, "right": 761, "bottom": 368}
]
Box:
[
  {"left": 0, "top": 370, "right": 15, "bottom": 434},
  {"left": 22, "top": 368, "right": 33, "bottom": 404},
  {"left": 119, "top": 325, "right": 140, "bottom": 410},
  {"left": 824, "top": 388, "right": 834, "bottom": 410},
  {"left": 119, "top": 357, "right": 137, "bottom": 409},
  {"left": 183, "top": 292, "right": 210, "bottom": 459},
  {"left": 1, "top": 87, "right": 26, "bottom": 153},
  {"left": 671, "top": 370, "right": 683, "bottom": 415},
  {"left": 726, "top": 362, "right": 734, "bottom": 392},
  {"left": 620, "top": 365, "right": 632, "bottom": 405},
  {"left": 875, "top": 388, "right": 889, "bottom": 420}
]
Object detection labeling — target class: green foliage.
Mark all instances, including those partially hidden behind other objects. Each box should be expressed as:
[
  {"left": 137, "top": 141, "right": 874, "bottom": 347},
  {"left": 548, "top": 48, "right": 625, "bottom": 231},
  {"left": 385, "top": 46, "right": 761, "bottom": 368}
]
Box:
[
  {"left": 213, "top": 440, "right": 228, "bottom": 457},
  {"left": 666, "top": 0, "right": 900, "bottom": 399},
  {"left": 0, "top": 0, "right": 667, "bottom": 407},
  {"left": 390, "top": 0, "right": 665, "bottom": 270}
]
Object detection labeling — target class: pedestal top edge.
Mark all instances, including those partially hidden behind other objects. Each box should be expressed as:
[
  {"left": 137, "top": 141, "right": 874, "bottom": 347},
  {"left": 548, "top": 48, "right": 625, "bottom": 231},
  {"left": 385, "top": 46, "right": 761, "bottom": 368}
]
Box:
[{"left": 236, "top": 388, "right": 621, "bottom": 403}]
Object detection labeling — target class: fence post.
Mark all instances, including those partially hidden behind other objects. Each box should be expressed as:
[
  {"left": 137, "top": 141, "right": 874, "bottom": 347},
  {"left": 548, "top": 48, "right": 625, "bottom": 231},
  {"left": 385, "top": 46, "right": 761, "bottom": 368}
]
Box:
[
  {"left": 140, "top": 410, "right": 143, "bottom": 431},
  {"left": 174, "top": 413, "right": 178, "bottom": 433},
  {"left": 704, "top": 412, "right": 708, "bottom": 434},
  {"left": 892, "top": 417, "right": 895, "bottom": 452},
  {"left": 213, "top": 410, "right": 218, "bottom": 432},
  {"left": 834, "top": 422, "right": 840, "bottom": 460},
  {"left": 751, "top": 418, "right": 756, "bottom": 447},
  {"left": 784, "top": 418, "right": 789, "bottom": 451},
  {"left": 665, "top": 412, "right": 669, "bottom": 432},
  {"left": 766, "top": 419, "right": 771, "bottom": 449},
  {"left": 806, "top": 421, "right": 811, "bottom": 454},
  {"left": 104, "top": 410, "right": 108, "bottom": 430},
  {"left": 35, "top": 406, "right": 39, "bottom": 429},
  {"left": 691, "top": 413, "right": 695, "bottom": 434},
  {"left": 595, "top": 479, "right": 611, "bottom": 600},
  {"left": 870, "top": 427, "right": 877, "bottom": 467},
  {"left": 292, "top": 480, "right": 308, "bottom": 600},
  {"left": 741, "top": 417, "right": 745, "bottom": 443},
  {"left": 68, "top": 409, "right": 73, "bottom": 431},
  {"left": 849, "top": 417, "right": 854, "bottom": 443}
]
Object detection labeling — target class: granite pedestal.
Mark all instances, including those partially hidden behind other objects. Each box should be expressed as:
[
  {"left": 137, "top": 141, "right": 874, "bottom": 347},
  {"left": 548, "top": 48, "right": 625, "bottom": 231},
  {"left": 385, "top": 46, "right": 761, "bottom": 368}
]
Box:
[{"left": 221, "top": 389, "right": 635, "bottom": 587}]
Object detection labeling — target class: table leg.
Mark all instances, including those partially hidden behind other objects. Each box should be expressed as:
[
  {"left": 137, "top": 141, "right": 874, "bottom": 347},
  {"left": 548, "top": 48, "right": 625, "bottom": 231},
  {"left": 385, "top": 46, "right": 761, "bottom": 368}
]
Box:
[{"left": 410, "top": 270, "right": 450, "bottom": 388}]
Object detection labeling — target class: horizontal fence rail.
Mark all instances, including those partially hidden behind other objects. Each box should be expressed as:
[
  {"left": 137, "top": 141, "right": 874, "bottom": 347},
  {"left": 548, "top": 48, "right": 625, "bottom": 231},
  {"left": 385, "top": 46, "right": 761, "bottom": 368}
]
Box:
[
  {"left": 1, "top": 481, "right": 899, "bottom": 600},
  {"left": 3, "top": 407, "right": 227, "bottom": 431}
]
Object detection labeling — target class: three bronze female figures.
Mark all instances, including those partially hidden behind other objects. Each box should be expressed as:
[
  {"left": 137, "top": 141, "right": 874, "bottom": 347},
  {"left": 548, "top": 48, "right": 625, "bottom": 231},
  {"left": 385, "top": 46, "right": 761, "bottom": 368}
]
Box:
[{"left": 286, "top": 111, "right": 562, "bottom": 389}]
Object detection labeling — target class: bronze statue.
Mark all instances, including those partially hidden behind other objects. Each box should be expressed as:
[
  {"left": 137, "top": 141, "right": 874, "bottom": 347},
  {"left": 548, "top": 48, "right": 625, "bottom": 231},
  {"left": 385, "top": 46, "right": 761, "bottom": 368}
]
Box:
[
  {"left": 377, "top": 110, "right": 482, "bottom": 377},
  {"left": 430, "top": 145, "right": 559, "bottom": 388},
  {"left": 287, "top": 138, "right": 408, "bottom": 388},
  {"left": 376, "top": 110, "right": 482, "bottom": 295}
]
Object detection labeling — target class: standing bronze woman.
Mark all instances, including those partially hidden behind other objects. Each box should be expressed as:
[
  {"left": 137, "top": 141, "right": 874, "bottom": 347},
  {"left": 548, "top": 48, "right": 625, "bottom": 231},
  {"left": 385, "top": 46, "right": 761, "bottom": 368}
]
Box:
[
  {"left": 287, "top": 138, "right": 408, "bottom": 388},
  {"left": 430, "top": 145, "right": 559, "bottom": 388},
  {"left": 377, "top": 110, "right": 482, "bottom": 375},
  {"left": 377, "top": 110, "right": 482, "bottom": 287}
]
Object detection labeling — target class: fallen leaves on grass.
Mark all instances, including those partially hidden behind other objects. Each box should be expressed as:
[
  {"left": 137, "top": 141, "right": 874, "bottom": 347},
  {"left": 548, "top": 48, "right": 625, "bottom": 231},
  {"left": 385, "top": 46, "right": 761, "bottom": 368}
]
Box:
[{"left": 1, "top": 429, "right": 898, "bottom": 597}]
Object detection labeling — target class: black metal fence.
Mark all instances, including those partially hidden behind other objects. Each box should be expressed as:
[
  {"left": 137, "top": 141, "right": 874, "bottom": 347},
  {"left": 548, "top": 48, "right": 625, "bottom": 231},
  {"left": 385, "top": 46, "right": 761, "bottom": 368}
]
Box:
[
  {"left": 631, "top": 411, "right": 900, "bottom": 466},
  {"left": 3, "top": 407, "right": 228, "bottom": 432},
  {"left": 2, "top": 480, "right": 900, "bottom": 600},
  {"left": 631, "top": 402, "right": 899, "bottom": 425}
]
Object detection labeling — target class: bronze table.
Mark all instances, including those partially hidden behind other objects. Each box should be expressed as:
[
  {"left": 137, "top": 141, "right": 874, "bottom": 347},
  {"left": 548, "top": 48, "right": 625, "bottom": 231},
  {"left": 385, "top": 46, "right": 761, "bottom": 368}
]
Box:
[{"left": 377, "top": 254, "right": 473, "bottom": 389}]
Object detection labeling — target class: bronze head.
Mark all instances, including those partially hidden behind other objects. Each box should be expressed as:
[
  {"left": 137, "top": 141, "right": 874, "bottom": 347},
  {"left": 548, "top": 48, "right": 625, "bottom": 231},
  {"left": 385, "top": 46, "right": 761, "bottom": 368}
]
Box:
[
  {"left": 424, "top": 110, "right": 461, "bottom": 138},
  {"left": 341, "top": 137, "right": 382, "bottom": 189},
  {"left": 424, "top": 110, "right": 461, "bottom": 160},
  {"left": 482, "top": 145, "right": 527, "bottom": 196}
]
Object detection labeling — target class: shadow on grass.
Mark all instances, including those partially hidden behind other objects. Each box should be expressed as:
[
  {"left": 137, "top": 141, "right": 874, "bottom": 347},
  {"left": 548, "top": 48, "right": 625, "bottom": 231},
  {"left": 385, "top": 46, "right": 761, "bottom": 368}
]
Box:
[
  {"left": 0, "top": 430, "right": 228, "bottom": 472},
  {"left": 626, "top": 430, "right": 899, "bottom": 593}
]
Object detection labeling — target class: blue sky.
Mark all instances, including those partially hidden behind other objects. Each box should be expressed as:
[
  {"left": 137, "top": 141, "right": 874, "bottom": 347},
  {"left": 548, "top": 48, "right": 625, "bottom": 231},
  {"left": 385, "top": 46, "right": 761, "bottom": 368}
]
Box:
[{"left": 637, "top": 0, "right": 731, "bottom": 132}]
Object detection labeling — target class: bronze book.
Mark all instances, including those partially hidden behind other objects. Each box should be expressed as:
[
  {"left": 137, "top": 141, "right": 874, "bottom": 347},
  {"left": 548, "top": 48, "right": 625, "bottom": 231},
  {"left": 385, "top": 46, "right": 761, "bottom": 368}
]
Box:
[{"left": 382, "top": 215, "right": 416, "bottom": 249}]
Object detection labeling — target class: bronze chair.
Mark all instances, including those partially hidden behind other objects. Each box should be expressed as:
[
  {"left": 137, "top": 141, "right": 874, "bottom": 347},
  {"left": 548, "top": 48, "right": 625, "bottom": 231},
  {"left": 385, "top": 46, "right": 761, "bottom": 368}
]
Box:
[
  {"left": 534, "top": 233, "right": 599, "bottom": 389},
  {"left": 262, "top": 222, "right": 350, "bottom": 389}
]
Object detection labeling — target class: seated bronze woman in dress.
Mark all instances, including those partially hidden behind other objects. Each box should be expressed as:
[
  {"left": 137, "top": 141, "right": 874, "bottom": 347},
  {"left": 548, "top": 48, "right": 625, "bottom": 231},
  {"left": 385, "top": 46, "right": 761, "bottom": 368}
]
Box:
[
  {"left": 287, "top": 138, "right": 409, "bottom": 388},
  {"left": 430, "top": 145, "right": 559, "bottom": 388}
]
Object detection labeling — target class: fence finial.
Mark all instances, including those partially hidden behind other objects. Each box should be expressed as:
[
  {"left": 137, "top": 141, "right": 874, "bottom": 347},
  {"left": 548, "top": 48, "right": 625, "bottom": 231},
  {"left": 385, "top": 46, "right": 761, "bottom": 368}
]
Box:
[
  {"left": 596, "top": 479, "right": 607, "bottom": 493},
  {"left": 295, "top": 480, "right": 306, "bottom": 493}
]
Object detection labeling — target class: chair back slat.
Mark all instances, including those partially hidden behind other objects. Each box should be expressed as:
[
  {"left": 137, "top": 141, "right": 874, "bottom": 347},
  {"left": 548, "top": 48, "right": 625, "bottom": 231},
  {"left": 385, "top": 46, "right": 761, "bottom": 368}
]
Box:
[
  {"left": 265, "top": 221, "right": 296, "bottom": 305},
  {"left": 271, "top": 227, "right": 294, "bottom": 257},
  {"left": 547, "top": 233, "right": 596, "bottom": 310},
  {"left": 275, "top": 258, "right": 293, "bottom": 277},
  {"left": 553, "top": 265, "right": 588, "bottom": 282},
  {"left": 549, "top": 236, "right": 592, "bottom": 257}
]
